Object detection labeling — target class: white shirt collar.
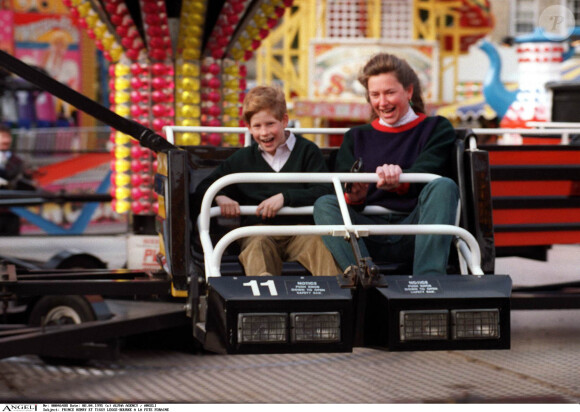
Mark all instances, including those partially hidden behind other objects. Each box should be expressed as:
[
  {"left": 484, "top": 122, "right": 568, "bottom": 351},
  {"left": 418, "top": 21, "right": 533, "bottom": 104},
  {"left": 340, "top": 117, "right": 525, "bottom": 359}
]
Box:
[
  {"left": 0, "top": 151, "right": 11, "bottom": 167},
  {"left": 379, "top": 106, "right": 419, "bottom": 128},
  {"left": 258, "top": 131, "right": 296, "bottom": 172},
  {"left": 284, "top": 131, "right": 296, "bottom": 150}
]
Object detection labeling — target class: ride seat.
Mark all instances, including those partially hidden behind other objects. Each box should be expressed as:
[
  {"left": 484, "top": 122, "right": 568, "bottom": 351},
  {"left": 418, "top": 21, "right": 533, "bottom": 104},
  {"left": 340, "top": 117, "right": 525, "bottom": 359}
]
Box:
[{"left": 186, "top": 129, "right": 495, "bottom": 278}]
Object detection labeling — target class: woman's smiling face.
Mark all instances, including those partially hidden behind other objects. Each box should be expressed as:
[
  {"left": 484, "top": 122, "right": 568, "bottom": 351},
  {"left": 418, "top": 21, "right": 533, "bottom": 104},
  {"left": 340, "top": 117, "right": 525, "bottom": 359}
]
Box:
[{"left": 367, "top": 72, "right": 413, "bottom": 125}]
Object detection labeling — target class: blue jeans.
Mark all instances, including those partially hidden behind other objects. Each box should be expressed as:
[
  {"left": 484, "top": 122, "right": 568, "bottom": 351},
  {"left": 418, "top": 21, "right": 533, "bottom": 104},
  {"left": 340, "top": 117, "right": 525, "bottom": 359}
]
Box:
[{"left": 313, "top": 177, "right": 459, "bottom": 275}]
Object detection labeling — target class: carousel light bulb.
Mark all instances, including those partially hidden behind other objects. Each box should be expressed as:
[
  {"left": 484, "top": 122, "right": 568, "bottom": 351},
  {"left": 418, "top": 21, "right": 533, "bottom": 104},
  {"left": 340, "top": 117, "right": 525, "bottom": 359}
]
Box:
[
  {"left": 152, "top": 104, "right": 167, "bottom": 117},
  {"left": 208, "top": 105, "right": 221, "bottom": 117},
  {"left": 208, "top": 133, "right": 222, "bottom": 146},
  {"left": 186, "top": 25, "right": 202, "bottom": 37},
  {"left": 253, "top": 13, "right": 267, "bottom": 27},
  {"left": 152, "top": 118, "right": 165, "bottom": 131},
  {"left": 181, "top": 104, "right": 201, "bottom": 117},
  {"left": 116, "top": 105, "right": 130, "bottom": 117},
  {"left": 130, "top": 174, "right": 143, "bottom": 187},
  {"left": 115, "top": 91, "right": 130, "bottom": 104},
  {"left": 208, "top": 91, "right": 221, "bottom": 102},
  {"left": 116, "top": 186, "right": 131, "bottom": 199},
  {"left": 102, "top": 33, "right": 115, "bottom": 50},
  {"left": 182, "top": 63, "right": 200, "bottom": 77},
  {"left": 152, "top": 90, "right": 167, "bottom": 103},
  {"left": 77, "top": 2, "right": 91, "bottom": 17},
  {"left": 115, "top": 172, "right": 131, "bottom": 186},
  {"left": 224, "top": 78, "right": 239, "bottom": 89},
  {"left": 115, "top": 132, "right": 131, "bottom": 144},
  {"left": 115, "top": 64, "right": 130, "bottom": 77},
  {"left": 188, "top": 13, "right": 203, "bottom": 24},
  {"left": 131, "top": 187, "right": 143, "bottom": 200},
  {"left": 224, "top": 93, "right": 238, "bottom": 104},
  {"left": 238, "top": 36, "right": 251, "bottom": 49},
  {"left": 208, "top": 63, "right": 221, "bottom": 75},
  {"left": 115, "top": 145, "right": 131, "bottom": 159},
  {"left": 131, "top": 201, "right": 145, "bottom": 214},
  {"left": 191, "top": 1, "right": 205, "bottom": 12},
  {"left": 130, "top": 145, "right": 143, "bottom": 159},
  {"left": 115, "top": 200, "right": 131, "bottom": 214},
  {"left": 115, "top": 159, "right": 131, "bottom": 172},
  {"left": 85, "top": 13, "right": 99, "bottom": 28},
  {"left": 261, "top": 3, "right": 275, "bottom": 15},
  {"left": 150, "top": 48, "right": 167, "bottom": 60},
  {"left": 152, "top": 63, "right": 168, "bottom": 76},
  {"left": 181, "top": 91, "right": 200, "bottom": 104},
  {"left": 151, "top": 77, "right": 166, "bottom": 90},
  {"left": 184, "top": 37, "right": 200, "bottom": 49},
  {"left": 177, "top": 132, "right": 201, "bottom": 146},
  {"left": 223, "top": 65, "right": 239, "bottom": 75},
  {"left": 224, "top": 106, "right": 239, "bottom": 117},
  {"left": 109, "top": 46, "right": 123, "bottom": 62},
  {"left": 182, "top": 49, "right": 201, "bottom": 60},
  {"left": 181, "top": 118, "right": 201, "bottom": 127},
  {"left": 230, "top": 48, "right": 244, "bottom": 60},
  {"left": 208, "top": 77, "right": 221, "bottom": 89},
  {"left": 224, "top": 134, "right": 240, "bottom": 146},
  {"left": 246, "top": 25, "right": 259, "bottom": 38},
  {"left": 130, "top": 105, "right": 143, "bottom": 117},
  {"left": 179, "top": 77, "right": 196, "bottom": 90}
]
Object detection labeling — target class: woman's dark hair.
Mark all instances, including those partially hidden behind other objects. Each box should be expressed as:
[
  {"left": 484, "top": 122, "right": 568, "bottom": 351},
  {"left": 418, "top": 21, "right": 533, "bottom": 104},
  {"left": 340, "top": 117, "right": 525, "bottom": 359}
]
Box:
[{"left": 357, "top": 53, "right": 425, "bottom": 116}]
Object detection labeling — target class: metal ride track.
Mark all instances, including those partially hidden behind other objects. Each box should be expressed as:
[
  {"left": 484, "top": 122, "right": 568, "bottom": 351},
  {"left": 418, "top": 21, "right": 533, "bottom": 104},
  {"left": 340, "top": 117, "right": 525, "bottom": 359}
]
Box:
[
  {"left": 1, "top": 245, "right": 579, "bottom": 403},
  {"left": 0, "top": 308, "right": 578, "bottom": 403}
]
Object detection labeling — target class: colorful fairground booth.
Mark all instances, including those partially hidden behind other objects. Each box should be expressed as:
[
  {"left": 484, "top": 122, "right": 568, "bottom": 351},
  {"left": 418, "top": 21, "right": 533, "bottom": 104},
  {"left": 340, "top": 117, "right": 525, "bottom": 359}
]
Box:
[{"left": 255, "top": 0, "right": 495, "bottom": 141}]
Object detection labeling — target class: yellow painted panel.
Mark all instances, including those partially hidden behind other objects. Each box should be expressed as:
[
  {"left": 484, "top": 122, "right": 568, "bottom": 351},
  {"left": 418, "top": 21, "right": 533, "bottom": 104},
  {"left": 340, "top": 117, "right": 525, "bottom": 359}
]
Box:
[
  {"left": 157, "top": 195, "right": 166, "bottom": 219},
  {"left": 157, "top": 153, "right": 168, "bottom": 176}
]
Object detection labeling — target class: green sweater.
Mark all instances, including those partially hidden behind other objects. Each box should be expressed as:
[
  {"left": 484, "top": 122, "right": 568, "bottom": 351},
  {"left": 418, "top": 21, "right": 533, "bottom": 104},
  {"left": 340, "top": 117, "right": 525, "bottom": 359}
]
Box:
[
  {"left": 335, "top": 115, "right": 456, "bottom": 212},
  {"left": 193, "top": 134, "right": 332, "bottom": 225}
]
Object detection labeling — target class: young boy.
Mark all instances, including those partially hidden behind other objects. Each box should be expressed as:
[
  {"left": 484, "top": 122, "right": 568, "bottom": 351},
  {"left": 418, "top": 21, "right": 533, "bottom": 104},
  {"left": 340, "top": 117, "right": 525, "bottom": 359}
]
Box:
[{"left": 193, "top": 86, "right": 340, "bottom": 276}]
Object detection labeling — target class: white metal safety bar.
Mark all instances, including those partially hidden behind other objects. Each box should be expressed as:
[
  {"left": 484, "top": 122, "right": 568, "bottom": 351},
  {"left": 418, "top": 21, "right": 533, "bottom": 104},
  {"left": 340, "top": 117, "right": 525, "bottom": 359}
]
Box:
[
  {"left": 526, "top": 121, "right": 580, "bottom": 128},
  {"left": 209, "top": 224, "right": 481, "bottom": 279},
  {"left": 199, "top": 201, "right": 469, "bottom": 274},
  {"left": 472, "top": 127, "right": 580, "bottom": 145},
  {"left": 165, "top": 125, "right": 580, "bottom": 147},
  {"left": 202, "top": 204, "right": 401, "bottom": 220},
  {"left": 198, "top": 172, "right": 483, "bottom": 278},
  {"left": 164, "top": 126, "right": 350, "bottom": 146}
]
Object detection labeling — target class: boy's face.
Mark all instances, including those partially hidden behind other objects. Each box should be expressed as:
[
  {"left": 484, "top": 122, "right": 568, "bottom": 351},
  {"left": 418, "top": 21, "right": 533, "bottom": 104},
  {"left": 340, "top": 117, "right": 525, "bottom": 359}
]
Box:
[
  {"left": 0, "top": 132, "right": 12, "bottom": 151},
  {"left": 249, "top": 109, "right": 289, "bottom": 156}
]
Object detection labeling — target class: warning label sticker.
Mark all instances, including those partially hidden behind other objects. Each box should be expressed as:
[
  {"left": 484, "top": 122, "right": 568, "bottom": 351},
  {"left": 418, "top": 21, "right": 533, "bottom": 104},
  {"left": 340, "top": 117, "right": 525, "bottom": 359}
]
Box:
[
  {"left": 398, "top": 279, "right": 441, "bottom": 295},
  {"left": 285, "top": 280, "right": 330, "bottom": 296}
]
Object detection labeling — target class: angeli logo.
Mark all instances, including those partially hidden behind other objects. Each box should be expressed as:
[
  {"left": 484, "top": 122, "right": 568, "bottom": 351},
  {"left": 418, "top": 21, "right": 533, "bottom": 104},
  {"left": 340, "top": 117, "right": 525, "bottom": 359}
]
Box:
[{"left": 1, "top": 405, "right": 37, "bottom": 412}]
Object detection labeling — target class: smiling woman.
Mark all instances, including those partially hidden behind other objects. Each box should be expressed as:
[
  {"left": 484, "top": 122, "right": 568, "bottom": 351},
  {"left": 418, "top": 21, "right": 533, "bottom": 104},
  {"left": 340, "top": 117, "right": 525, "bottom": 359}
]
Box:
[{"left": 313, "top": 52, "right": 460, "bottom": 276}]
